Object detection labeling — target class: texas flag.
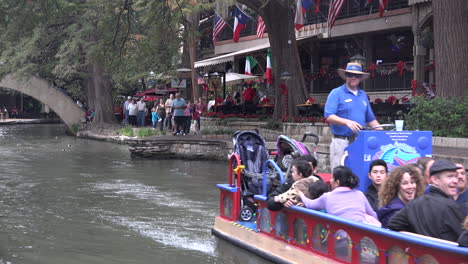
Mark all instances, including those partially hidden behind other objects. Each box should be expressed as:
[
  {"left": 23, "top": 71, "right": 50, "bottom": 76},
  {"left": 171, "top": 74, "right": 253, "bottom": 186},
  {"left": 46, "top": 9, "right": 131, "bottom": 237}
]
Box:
[
  {"left": 233, "top": 7, "right": 251, "bottom": 42},
  {"left": 295, "top": 0, "right": 313, "bottom": 30}
]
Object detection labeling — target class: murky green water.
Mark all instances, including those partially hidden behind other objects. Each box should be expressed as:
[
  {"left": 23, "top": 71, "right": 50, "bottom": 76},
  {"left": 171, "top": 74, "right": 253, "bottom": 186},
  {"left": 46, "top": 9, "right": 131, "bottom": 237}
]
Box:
[{"left": 0, "top": 124, "right": 271, "bottom": 264}]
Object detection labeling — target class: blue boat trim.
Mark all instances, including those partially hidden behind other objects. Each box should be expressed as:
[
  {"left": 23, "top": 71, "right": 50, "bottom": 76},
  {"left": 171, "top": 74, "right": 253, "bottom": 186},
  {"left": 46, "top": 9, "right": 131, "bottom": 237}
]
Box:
[{"left": 216, "top": 183, "right": 237, "bottom": 192}]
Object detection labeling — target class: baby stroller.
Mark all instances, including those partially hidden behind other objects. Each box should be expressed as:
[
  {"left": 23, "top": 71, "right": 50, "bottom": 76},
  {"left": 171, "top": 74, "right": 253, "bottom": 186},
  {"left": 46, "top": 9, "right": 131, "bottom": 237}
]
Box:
[
  {"left": 274, "top": 132, "right": 319, "bottom": 174},
  {"left": 232, "top": 130, "right": 277, "bottom": 221}
]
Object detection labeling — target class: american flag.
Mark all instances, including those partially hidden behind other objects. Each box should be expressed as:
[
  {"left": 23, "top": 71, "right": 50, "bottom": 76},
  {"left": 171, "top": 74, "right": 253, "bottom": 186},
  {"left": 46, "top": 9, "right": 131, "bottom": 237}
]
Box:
[
  {"left": 328, "top": 0, "right": 346, "bottom": 30},
  {"left": 213, "top": 12, "right": 227, "bottom": 44},
  {"left": 256, "top": 16, "right": 266, "bottom": 38}
]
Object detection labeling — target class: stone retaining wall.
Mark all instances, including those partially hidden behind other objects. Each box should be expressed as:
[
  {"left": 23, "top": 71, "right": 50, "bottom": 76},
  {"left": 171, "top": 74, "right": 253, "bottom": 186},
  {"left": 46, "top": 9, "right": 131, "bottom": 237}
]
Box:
[{"left": 129, "top": 139, "right": 228, "bottom": 160}]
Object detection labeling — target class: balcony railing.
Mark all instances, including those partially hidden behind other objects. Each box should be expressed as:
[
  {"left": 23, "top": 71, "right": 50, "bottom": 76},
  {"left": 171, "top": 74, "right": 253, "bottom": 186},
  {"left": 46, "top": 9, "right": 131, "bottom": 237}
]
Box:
[
  {"left": 308, "top": 61, "right": 414, "bottom": 93},
  {"left": 209, "top": 0, "right": 408, "bottom": 43}
]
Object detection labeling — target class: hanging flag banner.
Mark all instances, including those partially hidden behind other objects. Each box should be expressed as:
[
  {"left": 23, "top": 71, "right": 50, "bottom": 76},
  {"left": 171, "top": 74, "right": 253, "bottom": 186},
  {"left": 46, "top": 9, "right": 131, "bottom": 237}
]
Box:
[
  {"left": 379, "top": 0, "right": 389, "bottom": 17},
  {"left": 328, "top": 0, "right": 346, "bottom": 30},
  {"left": 213, "top": 12, "right": 228, "bottom": 44},
  {"left": 256, "top": 16, "right": 266, "bottom": 38},
  {"left": 295, "top": 0, "right": 314, "bottom": 30},
  {"left": 264, "top": 49, "right": 273, "bottom": 84},
  {"left": 295, "top": 0, "right": 304, "bottom": 30},
  {"left": 245, "top": 56, "right": 258, "bottom": 75},
  {"left": 233, "top": 7, "right": 252, "bottom": 42}
]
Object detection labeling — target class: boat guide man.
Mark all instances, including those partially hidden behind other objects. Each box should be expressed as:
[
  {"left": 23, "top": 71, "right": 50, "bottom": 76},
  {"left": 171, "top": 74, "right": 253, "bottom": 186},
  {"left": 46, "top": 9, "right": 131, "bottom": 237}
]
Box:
[{"left": 324, "top": 62, "right": 382, "bottom": 170}]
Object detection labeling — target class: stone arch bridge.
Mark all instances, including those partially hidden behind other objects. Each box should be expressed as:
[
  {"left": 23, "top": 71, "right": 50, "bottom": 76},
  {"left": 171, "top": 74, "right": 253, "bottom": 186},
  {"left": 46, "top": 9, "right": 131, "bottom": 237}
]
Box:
[{"left": 0, "top": 74, "right": 85, "bottom": 129}]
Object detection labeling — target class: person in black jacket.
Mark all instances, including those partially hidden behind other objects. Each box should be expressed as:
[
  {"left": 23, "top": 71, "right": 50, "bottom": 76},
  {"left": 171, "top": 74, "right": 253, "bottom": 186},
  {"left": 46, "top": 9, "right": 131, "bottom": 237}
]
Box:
[
  {"left": 364, "top": 159, "right": 388, "bottom": 211},
  {"left": 387, "top": 160, "right": 464, "bottom": 242},
  {"left": 458, "top": 216, "right": 468, "bottom": 247}
]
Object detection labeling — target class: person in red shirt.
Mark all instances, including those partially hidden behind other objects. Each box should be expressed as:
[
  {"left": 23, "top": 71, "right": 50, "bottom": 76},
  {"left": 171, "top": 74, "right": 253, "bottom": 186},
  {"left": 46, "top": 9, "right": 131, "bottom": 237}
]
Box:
[{"left": 243, "top": 86, "right": 256, "bottom": 114}]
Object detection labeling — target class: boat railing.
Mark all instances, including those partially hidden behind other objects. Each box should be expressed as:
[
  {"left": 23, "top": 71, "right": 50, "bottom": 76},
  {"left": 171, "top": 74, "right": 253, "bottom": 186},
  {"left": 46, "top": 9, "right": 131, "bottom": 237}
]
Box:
[
  {"left": 217, "top": 158, "right": 467, "bottom": 263},
  {"left": 216, "top": 153, "right": 242, "bottom": 221},
  {"left": 251, "top": 196, "right": 468, "bottom": 264}
]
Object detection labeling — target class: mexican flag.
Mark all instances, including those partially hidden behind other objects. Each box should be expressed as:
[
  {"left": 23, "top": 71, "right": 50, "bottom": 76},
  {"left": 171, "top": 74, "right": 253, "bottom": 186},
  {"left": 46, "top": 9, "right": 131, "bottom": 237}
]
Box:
[
  {"left": 264, "top": 49, "right": 272, "bottom": 84},
  {"left": 245, "top": 56, "right": 257, "bottom": 75}
]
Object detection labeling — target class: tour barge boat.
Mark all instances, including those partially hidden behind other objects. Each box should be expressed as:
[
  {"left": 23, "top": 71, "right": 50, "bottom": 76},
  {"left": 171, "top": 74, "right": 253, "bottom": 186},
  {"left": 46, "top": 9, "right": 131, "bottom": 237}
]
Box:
[{"left": 213, "top": 131, "right": 468, "bottom": 264}]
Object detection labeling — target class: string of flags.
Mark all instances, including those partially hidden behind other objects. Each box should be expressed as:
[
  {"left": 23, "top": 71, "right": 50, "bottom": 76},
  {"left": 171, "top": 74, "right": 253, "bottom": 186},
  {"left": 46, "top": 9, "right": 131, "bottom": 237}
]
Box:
[{"left": 213, "top": 1, "right": 392, "bottom": 43}]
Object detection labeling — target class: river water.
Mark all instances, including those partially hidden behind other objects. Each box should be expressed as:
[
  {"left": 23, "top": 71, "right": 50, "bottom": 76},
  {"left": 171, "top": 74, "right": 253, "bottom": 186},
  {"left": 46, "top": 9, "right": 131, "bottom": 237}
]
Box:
[{"left": 0, "top": 124, "right": 271, "bottom": 264}]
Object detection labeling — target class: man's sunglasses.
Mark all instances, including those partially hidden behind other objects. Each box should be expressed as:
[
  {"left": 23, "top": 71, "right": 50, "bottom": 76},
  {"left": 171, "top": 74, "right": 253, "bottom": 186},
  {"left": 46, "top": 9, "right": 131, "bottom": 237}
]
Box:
[{"left": 345, "top": 72, "right": 363, "bottom": 78}]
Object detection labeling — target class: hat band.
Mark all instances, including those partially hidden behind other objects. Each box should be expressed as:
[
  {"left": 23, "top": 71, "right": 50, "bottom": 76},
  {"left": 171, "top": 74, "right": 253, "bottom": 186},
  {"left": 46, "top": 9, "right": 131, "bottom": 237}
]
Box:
[{"left": 346, "top": 65, "right": 363, "bottom": 72}]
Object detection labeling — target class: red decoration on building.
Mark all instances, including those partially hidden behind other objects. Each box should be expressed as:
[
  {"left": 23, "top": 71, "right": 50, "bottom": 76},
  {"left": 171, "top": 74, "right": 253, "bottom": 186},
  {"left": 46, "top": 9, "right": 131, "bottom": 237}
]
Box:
[
  {"left": 411, "top": 79, "right": 417, "bottom": 96},
  {"left": 397, "top": 60, "right": 405, "bottom": 76},
  {"left": 319, "top": 66, "right": 326, "bottom": 78},
  {"left": 368, "top": 63, "right": 376, "bottom": 77}
]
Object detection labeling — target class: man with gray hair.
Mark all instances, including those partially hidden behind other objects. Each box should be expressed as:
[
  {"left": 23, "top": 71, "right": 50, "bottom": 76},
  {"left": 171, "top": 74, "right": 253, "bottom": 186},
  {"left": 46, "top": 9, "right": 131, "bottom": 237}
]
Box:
[
  {"left": 388, "top": 160, "right": 464, "bottom": 242},
  {"left": 123, "top": 96, "right": 132, "bottom": 124}
]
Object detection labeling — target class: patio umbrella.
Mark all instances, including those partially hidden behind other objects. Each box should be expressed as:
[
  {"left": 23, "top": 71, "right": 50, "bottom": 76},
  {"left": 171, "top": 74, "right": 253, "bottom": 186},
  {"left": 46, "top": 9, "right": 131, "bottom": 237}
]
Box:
[
  {"left": 224, "top": 73, "right": 259, "bottom": 84},
  {"left": 134, "top": 88, "right": 156, "bottom": 97},
  {"left": 143, "top": 96, "right": 161, "bottom": 101}
]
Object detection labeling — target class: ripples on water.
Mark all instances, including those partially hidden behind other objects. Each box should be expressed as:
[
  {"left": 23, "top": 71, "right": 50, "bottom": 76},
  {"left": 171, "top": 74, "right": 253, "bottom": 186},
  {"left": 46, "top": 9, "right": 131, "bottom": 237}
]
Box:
[{"left": 0, "top": 124, "right": 272, "bottom": 264}]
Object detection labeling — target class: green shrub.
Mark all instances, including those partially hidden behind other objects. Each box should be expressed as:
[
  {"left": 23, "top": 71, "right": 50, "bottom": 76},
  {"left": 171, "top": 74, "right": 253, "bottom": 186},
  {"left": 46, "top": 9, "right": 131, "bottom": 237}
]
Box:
[
  {"left": 138, "top": 128, "right": 158, "bottom": 137},
  {"left": 118, "top": 126, "right": 134, "bottom": 137},
  {"left": 70, "top": 123, "right": 80, "bottom": 135},
  {"left": 262, "top": 119, "right": 282, "bottom": 130},
  {"left": 405, "top": 96, "right": 468, "bottom": 137}
]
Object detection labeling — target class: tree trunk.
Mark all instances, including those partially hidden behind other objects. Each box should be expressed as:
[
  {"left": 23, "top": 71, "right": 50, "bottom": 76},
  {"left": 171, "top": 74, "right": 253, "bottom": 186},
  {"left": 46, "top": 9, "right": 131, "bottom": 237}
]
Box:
[
  {"left": 187, "top": 10, "right": 200, "bottom": 101},
  {"left": 237, "top": 0, "right": 308, "bottom": 119},
  {"left": 85, "top": 64, "right": 96, "bottom": 110},
  {"left": 91, "top": 61, "right": 117, "bottom": 127},
  {"left": 432, "top": 0, "right": 468, "bottom": 97}
]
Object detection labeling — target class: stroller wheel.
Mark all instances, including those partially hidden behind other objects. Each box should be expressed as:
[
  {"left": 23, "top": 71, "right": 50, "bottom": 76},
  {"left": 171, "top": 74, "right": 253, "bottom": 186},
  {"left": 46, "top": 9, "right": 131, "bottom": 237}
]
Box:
[{"left": 239, "top": 207, "right": 254, "bottom": 222}]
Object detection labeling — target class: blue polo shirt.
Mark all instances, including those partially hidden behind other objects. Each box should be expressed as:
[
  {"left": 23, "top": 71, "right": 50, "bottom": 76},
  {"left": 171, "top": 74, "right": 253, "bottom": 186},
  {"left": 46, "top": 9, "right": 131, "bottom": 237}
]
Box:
[
  {"left": 172, "top": 98, "right": 186, "bottom": 116},
  {"left": 324, "top": 84, "right": 376, "bottom": 137}
]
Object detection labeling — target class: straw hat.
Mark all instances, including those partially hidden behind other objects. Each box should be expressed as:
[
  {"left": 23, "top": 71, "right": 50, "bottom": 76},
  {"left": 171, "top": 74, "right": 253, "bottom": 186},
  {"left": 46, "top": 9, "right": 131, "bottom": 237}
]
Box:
[{"left": 337, "top": 62, "right": 370, "bottom": 80}]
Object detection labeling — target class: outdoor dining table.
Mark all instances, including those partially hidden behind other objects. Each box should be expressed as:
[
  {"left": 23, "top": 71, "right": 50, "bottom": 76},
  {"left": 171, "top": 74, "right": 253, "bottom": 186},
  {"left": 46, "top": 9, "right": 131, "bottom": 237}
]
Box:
[
  {"left": 297, "top": 104, "right": 324, "bottom": 117},
  {"left": 258, "top": 104, "right": 274, "bottom": 114}
]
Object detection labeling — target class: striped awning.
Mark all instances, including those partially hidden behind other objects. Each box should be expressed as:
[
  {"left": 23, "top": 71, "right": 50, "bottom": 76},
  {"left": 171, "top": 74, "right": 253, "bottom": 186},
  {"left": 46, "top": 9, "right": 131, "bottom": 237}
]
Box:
[{"left": 194, "top": 43, "right": 270, "bottom": 68}]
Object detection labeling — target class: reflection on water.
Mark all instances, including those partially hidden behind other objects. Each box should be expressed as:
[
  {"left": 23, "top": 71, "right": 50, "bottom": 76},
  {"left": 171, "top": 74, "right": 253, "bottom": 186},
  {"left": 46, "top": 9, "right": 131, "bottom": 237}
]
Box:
[{"left": 0, "top": 124, "right": 270, "bottom": 264}]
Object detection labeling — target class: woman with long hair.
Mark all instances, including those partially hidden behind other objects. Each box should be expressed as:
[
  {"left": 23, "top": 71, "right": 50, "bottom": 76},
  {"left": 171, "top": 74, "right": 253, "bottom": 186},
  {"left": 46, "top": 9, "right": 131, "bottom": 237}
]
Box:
[{"left": 377, "top": 164, "right": 425, "bottom": 228}]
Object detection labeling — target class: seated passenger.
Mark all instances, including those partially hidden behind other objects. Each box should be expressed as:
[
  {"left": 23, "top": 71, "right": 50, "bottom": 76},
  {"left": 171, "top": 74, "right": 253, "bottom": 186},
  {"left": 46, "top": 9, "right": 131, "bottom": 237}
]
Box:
[
  {"left": 365, "top": 159, "right": 388, "bottom": 211},
  {"left": 416, "top": 157, "right": 435, "bottom": 185},
  {"left": 454, "top": 163, "right": 467, "bottom": 215},
  {"left": 377, "top": 165, "right": 425, "bottom": 228},
  {"left": 296, "top": 155, "right": 323, "bottom": 181},
  {"left": 388, "top": 160, "right": 464, "bottom": 242},
  {"left": 277, "top": 177, "right": 329, "bottom": 208},
  {"left": 298, "top": 166, "right": 379, "bottom": 225},
  {"left": 267, "top": 160, "right": 311, "bottom": 211}
]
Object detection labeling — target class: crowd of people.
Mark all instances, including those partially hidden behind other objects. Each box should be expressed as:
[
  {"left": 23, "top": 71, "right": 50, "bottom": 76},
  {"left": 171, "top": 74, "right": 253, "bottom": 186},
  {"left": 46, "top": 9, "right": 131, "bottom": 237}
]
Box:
[
  {"left": 122, "top": 93, "right": 207, "bottom": 136},
  {"left": 0, "top": 106, "right": 18, "bottom": 120}
]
